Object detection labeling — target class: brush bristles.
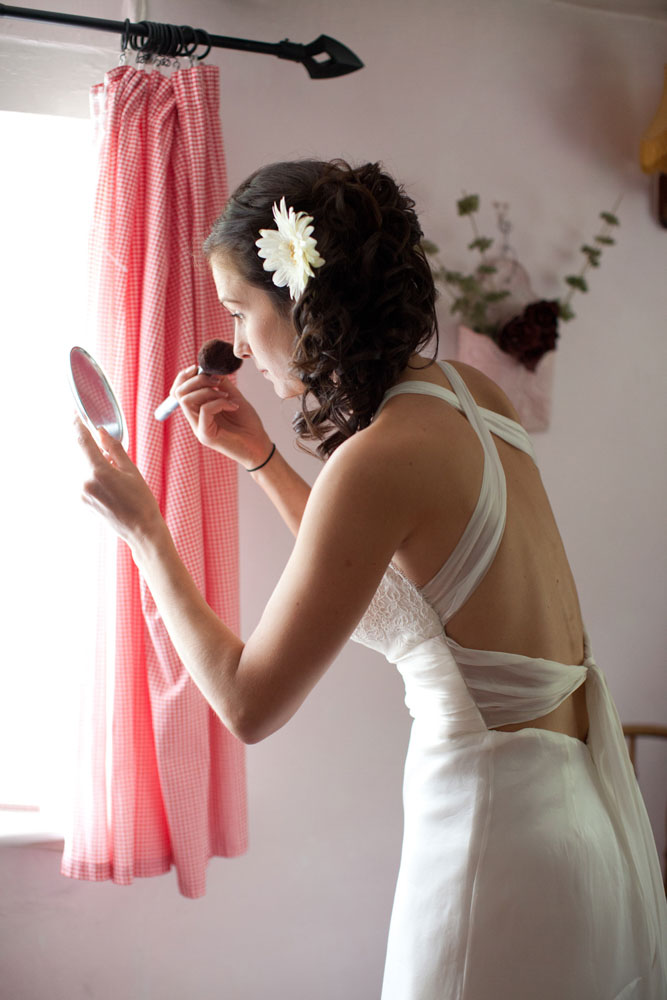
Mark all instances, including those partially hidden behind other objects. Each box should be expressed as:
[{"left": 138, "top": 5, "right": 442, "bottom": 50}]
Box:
[{"left": 197, "top": 339, "right": 243, "bottom": 375}]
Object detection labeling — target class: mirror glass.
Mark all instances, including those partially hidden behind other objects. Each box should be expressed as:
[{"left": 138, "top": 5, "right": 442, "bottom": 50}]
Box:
[{"left": 69, "top": 346, "right": 125, "bottom": 441}]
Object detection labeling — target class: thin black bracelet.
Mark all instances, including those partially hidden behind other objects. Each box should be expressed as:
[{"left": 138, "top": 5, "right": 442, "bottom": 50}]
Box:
[{"left": 246, "top": 442, "right": 276, "bottom": 473}]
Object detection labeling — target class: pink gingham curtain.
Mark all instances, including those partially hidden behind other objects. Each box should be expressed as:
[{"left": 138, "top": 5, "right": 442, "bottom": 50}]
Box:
[{"left": 61, "top": 64, "right": 247, "bottom": 898}]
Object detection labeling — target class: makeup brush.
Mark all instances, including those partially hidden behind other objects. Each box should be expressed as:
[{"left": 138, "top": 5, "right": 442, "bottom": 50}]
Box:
[{"left": 154, "top": 340, "right": 242, "bottom": 421}]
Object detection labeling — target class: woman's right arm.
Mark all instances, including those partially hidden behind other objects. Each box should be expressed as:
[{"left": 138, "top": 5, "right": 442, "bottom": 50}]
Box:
[
  {"left": 246, "top": 447, "right": 311, "bottom": 538},
  {"left": 171, "top": 365, "right": 311, "bottom": 537}
]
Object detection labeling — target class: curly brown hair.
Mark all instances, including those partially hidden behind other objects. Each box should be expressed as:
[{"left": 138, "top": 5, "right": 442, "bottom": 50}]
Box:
[{"left": 203, "top": 159, "right": 438, "bottom": 459}]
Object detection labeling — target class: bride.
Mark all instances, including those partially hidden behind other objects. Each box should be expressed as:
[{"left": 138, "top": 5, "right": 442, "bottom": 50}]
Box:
[{"left": 76, "top": 158, "right": 666, "bottom": 999}]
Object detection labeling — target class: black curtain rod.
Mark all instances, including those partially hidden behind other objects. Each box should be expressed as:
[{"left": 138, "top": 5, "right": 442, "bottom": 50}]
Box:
[{"left": 0, "top": 4, "right": 364, "bottom": 79}]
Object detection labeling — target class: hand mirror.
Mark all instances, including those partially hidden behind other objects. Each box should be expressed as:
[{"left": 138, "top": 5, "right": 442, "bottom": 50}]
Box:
[{"left": 69, "top": 346, "right": 125, "bottom": 441}]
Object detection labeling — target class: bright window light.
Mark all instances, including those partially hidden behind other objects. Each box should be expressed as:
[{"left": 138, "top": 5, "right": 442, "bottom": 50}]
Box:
[{"left": 0, "top": 110, "right": 101, "bottom": 836}]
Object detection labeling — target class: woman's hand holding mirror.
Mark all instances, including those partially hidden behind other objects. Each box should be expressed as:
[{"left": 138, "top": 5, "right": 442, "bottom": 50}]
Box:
[{"left": 75, "top": 418, "right": 165, "bottom": 549}]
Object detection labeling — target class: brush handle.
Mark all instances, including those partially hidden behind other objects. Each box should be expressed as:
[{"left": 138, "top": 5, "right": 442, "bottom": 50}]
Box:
[
  {"left": 154, "top": 366, "right": 204, "bottom": 421},
  {"left": 154, "top": 395, "right": 181, "bottom": 421}
]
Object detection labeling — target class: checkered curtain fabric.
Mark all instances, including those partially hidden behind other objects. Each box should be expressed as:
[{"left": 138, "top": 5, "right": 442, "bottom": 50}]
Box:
[{"left": 61, "top": 64, "right": 247, "bottom": 898}]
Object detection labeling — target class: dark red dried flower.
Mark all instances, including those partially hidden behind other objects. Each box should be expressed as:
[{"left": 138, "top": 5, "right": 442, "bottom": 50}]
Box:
[{"left": 496, "top": 299, "right": 560, "bottom": 371}]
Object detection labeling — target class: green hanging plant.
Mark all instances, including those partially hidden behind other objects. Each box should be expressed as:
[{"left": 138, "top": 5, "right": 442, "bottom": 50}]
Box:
[
  {"left": 422, "top": 195, "right": 621, "bottom": 371},
  {"left": 559, "top": 210, "right": 620, "bottom": 322}
]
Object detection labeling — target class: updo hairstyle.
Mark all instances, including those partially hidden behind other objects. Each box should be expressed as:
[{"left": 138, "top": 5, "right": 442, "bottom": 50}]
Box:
[{"left": 203, "top": 159, "right": 438, "bottom": 459}]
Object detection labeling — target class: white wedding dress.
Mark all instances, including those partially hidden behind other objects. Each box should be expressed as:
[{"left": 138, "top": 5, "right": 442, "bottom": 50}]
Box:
[{"left": 352, "top": 362, "right": 666, "bottom": 1000}]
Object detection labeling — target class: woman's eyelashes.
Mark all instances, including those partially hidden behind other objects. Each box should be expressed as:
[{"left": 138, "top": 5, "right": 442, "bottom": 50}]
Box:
[{"left": 220, "top": 303, "right": 244, "bottom": 322}]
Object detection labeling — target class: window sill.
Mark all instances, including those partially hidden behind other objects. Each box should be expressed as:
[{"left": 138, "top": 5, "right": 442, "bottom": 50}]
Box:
[{"left": 0, "top": 808, "right": 65, "bottom": 848}]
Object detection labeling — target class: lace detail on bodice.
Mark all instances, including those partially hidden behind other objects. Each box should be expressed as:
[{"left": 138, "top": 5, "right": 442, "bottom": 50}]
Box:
[{"left": 351, "top": 561, "right": 443, "bottom": 655}]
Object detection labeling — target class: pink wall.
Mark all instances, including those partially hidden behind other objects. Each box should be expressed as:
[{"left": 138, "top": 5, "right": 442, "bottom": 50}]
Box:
[{"left": 1, "top": 1, "right": 665, "bottom": 997}]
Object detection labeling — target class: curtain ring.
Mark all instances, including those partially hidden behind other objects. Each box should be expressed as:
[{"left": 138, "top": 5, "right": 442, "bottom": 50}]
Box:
[
  {"left": 179, "top": 25, "right": 198, "bottom": 62},
  {"left": 194, "top": 28, "right": 212, "bottom": 63},
  {"left": 164, "top": 23, "right": 174, "bottom": 57},
  {"left": 146, "top": 21, "right": 157, "bottom": 61},
  {"left": 130, "top": 21, "right": 144, "bottom": 52},
  {"left": 174, "top": 25, "right": 186, "bottom": 58},
  {"left": 163, "top": 24, "right": 180, "bottom": 68},
  {"left": 133, "top": 21, "right": 156, "bottom": 66},
  {"left": 119, "top": 18, "right": 131, "bottom": 62},
  {"left": 139, "top": 21, "right": 155, "bottom": 55},
  {"left": 130, "top": 21, "right": 144, "bottom": 51},
  {"left": 154, "top": 22, "right": 167, "bottom": 56},
  {"left": 149, "top": 21, "right": 161, "bottom": 55},
  {"left": 169, "top": 24, "right": 181, "bottom": 58},
  {"left": 163, "top": 23, "right": 174, "bottom": 57}
]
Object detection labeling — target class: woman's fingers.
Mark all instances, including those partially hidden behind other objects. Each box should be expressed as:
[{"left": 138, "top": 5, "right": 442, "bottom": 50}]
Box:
[
  {"left": 171, "top": 365, "right": 221, "bottom": 398},
  {"left": 96, "top": 426, "right": 135, "bottom": 469},
  {"left": 75, "top": 418, "right": 134, "bottom": 497},
  {"left": 74, "top": 418, "right": 115, "bottom": 508},
  {"left": 178, "top": 385, "right": 238, "bottom": 412},
  {"left": 170, "top": 364, "right": 198, "bottom": 395},
  {"left": 172, "top": 366, "right": 244, "bottom": 401},
  {"left": 74, "top": 415, "right": 107, "bottom": 469},
  {"left": 74, "top": 416, "right": 163, "bottom": 544},
  {"left": 75, "top": 417, "right": 131, "bottom": 470},
  {"left": 197, "top": 396, "right": 240, "bottom": 438}
]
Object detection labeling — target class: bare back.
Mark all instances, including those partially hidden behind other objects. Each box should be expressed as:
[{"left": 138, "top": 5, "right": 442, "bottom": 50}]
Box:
[{"left": 381, "top": 357, "right": 589, "bottom": 741}]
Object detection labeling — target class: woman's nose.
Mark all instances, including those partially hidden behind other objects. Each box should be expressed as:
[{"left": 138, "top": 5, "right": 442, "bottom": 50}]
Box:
[{"left": 233, "top": 334, "right": 251, "bottom": 360}]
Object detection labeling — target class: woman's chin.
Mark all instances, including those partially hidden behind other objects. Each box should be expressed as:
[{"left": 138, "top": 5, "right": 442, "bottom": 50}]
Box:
[
  {"left": 276, "top": 386, "right": 302, "bottom": 400},
  {"left": 271, "top": 375, "right": 305, "bottom": 400}
]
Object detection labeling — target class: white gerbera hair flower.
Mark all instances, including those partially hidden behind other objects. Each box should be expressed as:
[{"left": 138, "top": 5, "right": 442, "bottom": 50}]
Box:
[{"left": 256, "top": 198, "right": 326, "bottom": 301}]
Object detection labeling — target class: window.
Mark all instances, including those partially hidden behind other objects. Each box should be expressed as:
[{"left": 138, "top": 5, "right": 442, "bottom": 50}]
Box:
[{"left": 0, "top": 110, "right": 100, "bottom": 841}]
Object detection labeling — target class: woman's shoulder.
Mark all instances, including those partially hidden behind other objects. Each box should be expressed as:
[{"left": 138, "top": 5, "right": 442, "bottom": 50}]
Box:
[
  {"left": 313, "top": 399, "right": 434, "bottom": 519},
  {"left": 320, "top": 411, "right": 417, "bottom": 487},
  {"left": 316, "top": 356, "right": 522, "bottom": 494},
  {"left": 426, "top": 358, "right": 523, "bottom": 426},
  {"left": 316, "top": 367, "right": 457, "bottom": 494},
  {"left": 366, "top": 356, "right": 522, "bottom": 433}
]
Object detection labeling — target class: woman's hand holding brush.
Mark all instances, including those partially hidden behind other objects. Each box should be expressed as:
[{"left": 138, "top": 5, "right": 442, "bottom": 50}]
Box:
[
  {"left": 167, "top": 340, "right": 273, "bottom": 470},
  {"left": 154, "top": 339, "right": 242, "bottom": 420}
]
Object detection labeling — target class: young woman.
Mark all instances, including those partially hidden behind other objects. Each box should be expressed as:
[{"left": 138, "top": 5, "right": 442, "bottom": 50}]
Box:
[{"left": 76, "top": 159, "right": 666, "bottom": 999}]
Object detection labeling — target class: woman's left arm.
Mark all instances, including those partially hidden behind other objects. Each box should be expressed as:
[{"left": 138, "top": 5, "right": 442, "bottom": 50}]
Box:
[{"left": 77, "top": 417, "right": 415, "bottom": 744}]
